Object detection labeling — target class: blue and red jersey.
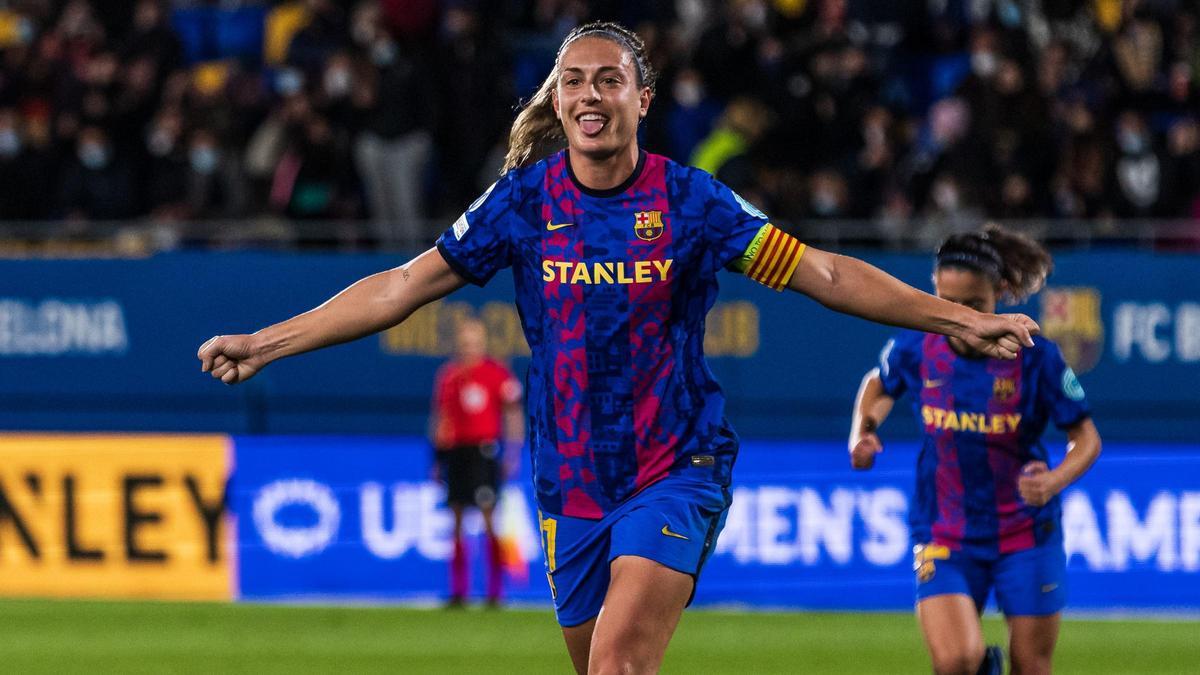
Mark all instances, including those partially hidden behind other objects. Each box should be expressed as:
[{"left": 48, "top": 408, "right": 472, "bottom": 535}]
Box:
[
  {"left": 436, "top": 150, "right": 803, "bottom": 519},
  {"left": 878, "top": 331, "right": 1091, "bottom": 556}
]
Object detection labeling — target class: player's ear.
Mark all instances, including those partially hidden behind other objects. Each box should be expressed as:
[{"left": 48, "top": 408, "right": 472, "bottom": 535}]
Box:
[
  {"left": 552, "top": 87, "right": 561, "bottom": 120},
  {"left": 638, "top": 87, "right": 651, "bottom": 119}
]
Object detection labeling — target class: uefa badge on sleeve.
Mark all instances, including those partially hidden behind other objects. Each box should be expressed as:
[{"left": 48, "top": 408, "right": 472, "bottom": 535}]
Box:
[{"left": 634, "top": 211, "right": 664, "bottom": 241}]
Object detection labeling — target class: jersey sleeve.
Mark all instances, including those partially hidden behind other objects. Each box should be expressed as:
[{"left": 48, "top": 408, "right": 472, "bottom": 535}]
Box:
[
  {"left": 1036, "top": 340, "right": 1092, "bottom": 429},
  {"left": 877, "top": 336, "right": 910, "bottom": 399},
  {"left": 435, "top": 175, "right": 515, "bottom": 286},
  {"left": 703, "top": 175, "right": 806, "bottom": 291}
]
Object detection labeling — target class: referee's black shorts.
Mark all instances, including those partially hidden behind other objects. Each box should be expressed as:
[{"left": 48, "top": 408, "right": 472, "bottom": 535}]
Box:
[{"left": 437, "top": 442, "right": 501, "bottom": 509}]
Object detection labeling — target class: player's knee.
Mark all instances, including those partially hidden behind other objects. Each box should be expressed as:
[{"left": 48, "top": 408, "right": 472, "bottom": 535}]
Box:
[
  {"left": 588, "top": 624, "right": 663, "bottom": 674},
  {"left": 587, "top": 650, "right": 654, "bottom": 675},
  {"left": 1009, "top": 648, "right": 1052, "bottom": 675},
  {"left": 930, "top": 645, "right": 984, "bottom": 675}
]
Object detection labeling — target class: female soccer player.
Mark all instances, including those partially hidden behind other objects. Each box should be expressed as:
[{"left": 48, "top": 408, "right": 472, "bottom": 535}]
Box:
[
  {"left": 200, "top": 23, "right": 1039, "bottom": 674},
  {"left": 848, "top": 224, "right": 1101, "bottom": 675}
]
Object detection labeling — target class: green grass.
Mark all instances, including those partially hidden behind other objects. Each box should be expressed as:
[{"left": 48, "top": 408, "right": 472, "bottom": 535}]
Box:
[{"left": 0, "top": 599, "right": 1196, "bottom": 673}]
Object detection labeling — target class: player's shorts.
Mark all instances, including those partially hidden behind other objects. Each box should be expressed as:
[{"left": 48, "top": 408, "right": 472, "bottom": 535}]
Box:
[
  {"left": 437, "top": 442, "right": 501, "bottom": 509},
  {"left": 913, "top": 524, "right": 1066, "bottom": 616},
  {"left": 537, "top": 474, "right": 732, "bottom": 627}
]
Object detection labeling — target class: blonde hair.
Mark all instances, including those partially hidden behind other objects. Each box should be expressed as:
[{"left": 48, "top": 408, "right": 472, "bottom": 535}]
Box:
[{"left": 502, "top": 22, "right": 656, "bottom": 173}]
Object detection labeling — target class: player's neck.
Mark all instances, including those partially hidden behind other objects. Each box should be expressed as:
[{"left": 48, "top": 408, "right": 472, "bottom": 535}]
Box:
[{"left": 567, "top": 144, "right": 641, "bottom": 192}]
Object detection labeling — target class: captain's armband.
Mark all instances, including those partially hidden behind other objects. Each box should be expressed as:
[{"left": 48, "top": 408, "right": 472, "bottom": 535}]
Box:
[{"left": 730, "top": 224, "right": 806, "bottom": 291}]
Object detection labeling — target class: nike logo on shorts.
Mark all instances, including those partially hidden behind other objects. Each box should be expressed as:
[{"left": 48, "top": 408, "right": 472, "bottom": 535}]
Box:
[
  {"left": 661, "top": 525, "right": 689, "bottom": 540},
  {"left": 546, "top": 221, "right": 574, "bottom": 231}
]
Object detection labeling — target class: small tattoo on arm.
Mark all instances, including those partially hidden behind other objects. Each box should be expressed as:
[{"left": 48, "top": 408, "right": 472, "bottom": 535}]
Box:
[{"left": 401, "top": 269, "right": 411, "bottom": 282}]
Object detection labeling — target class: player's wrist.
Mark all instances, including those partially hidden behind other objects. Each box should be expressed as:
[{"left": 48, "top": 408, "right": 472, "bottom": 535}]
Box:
[{"left": 1046, "top": 468, "right": 1069, "bottom": 495}]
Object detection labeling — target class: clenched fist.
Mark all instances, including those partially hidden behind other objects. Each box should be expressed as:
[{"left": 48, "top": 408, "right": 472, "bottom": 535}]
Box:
[
  {"left": 850, "top": 432, "right": 883, "bottom": 470},
  {"left": 1017, "top": 461, "right": 1061, "bottom": 507},
  {"left": 197, "top": 334, "right": 266, "bottom": 385}
]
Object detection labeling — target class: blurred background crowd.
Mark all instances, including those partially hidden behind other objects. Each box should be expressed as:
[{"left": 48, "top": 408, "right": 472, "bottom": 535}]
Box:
[{"left": 0, "top": 0, "right": 1196, "bottom": 249}]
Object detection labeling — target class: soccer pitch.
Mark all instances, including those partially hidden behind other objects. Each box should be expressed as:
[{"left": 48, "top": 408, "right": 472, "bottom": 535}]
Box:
[{"left": 1, "top": 600, "right": 1195, "bottom": 673}]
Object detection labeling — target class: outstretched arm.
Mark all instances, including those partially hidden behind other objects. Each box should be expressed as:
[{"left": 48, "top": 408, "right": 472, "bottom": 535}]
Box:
[
  {"left": 786, "top": 246, "right": 1037, "bottom": 359},
  {"left": 198, "top": 247, "right": 467, "bottom": 384}
]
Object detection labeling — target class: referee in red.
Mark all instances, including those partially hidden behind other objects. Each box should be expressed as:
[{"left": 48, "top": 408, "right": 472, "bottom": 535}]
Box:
[{"left": 430, "top": 316, "right": 524, "bottom": 607}]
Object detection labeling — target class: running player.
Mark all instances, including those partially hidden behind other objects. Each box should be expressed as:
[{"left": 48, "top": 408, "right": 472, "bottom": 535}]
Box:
[
  {"left": 199, "top": 23, "right": 1040, "bottom": 673},
  {"left": 849, "top": 224, "right": 1101, "bottom": 675},
  {"left": 430, "top": 316, "right": 524, "bottom": 608}
]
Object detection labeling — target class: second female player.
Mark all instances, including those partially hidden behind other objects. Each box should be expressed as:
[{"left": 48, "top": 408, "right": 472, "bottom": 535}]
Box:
[{"left": 850, "top": 225, "right": 1102, "bottom": 675}]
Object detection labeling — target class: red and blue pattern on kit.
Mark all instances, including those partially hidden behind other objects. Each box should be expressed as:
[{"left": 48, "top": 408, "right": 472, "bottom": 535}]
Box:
[
  {"left": 437, "top": 150, "right": 766, "bottom": 519},
  {"left": 878, "top": 331, "right": 1091, "bottom": 557}
]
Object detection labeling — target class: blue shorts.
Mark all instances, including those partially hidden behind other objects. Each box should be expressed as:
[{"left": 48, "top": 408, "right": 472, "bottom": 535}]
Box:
[
  {"left": 913, "top": 527, "right": 1066, "bottom": 616},
  {"left": 537, "top": 475, "right": 731, "bottom": 627}
]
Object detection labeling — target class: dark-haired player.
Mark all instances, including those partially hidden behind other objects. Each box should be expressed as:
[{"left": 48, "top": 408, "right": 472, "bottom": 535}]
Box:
[
  {"left": 200, "top": 23, "right": 1039, "bottom": 673},
  {"left": 850, "top": 224, "right": 1101, "bottom": 675}
]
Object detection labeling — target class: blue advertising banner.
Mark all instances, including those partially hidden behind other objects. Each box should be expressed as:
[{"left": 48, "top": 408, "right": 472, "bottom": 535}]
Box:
[
  {"left": 232, "top": 436, "right": 1200, "bottom": 613},
  {"left": 0, "top": 250, "right": 1196, "bottom": 440}
]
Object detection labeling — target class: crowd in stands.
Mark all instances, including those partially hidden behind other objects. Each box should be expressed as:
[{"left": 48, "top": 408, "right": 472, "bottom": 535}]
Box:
[{"left": 0, "top": 0, "right": 1196, "bottom": 248}]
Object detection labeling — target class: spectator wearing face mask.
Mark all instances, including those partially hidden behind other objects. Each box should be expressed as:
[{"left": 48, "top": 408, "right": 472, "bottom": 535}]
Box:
[
  {"left": 141, "top": 106, "right": 190, "bottom": 220},
  {"left": 1109, "top": 110, "right": 1163, "bottom": 218},
  {"left": 661, "top": 67, "right": 722, "bottom": 163},
  {"left": 433, "top": 2, "right": 512, "bottom": 214},
  {"left": 1159, "top": 117, "right": 1200, "bottom": 217},
  {"left": 57, "top": 125, "right": 139, "bottom": 221},
  {"left": 184, "top": 127, "right": 247, "bottom": 220},
  {"left": 0, "top": 107, "right": 57, "bottom": 220},
  {"left": 352, "top": 30, "right": 436, "bottom": 247}
]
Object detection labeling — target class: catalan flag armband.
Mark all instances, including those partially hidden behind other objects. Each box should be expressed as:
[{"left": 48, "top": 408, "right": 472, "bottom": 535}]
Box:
[{"left": 732, "top": 224, "right": 807, "bottom": 291}]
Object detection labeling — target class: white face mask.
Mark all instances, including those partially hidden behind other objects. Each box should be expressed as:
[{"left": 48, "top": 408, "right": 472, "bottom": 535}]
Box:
[
  {"left": 971, "top": 51, "right": 998, "bottom": 77},
  {"left": 673, "top": 80, "right": 702, "bottom": 108},
  {"left": 933, "top": 182, "right": 961, "bottom": 211},
  {"left": 371, "top": 41, "right": 397, "bottom": 66},
  {"left": 0, "top": 128, "right": 21, "bottom": 157},
  {"left": 812, "top": 190, "right": 840, "bottom": 215},
  {"left": 276, "top": 69, "right": 305, "bottom": 96},
  {"left": 741, "top": 0, "right": 769, "bottom": 30},
  {"left": 324, "top": 68, "right": 352, "bottom": 98},
  {"left": 79, "top": 142, "right": 110, "bottom": 170},
  {"left": 189, "top": 146, "right": 220, "bottom": 175},
  {"left": 1118, "top": 129, "right": 1147, "bottom": 155},
  {"left": 146, "top": 128, "right": 174, "bottom": 157}
]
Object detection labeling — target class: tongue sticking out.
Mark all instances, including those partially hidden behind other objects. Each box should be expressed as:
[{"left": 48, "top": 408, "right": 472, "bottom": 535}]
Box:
[{"left": 580, "top": 118, "right": 605, "bottom": 135}]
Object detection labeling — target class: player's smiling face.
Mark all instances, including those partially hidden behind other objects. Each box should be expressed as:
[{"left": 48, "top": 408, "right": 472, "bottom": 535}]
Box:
[
  {"left": 552, "top": 37, "right": 650, "bottom": 161},
  {"left": 935, "top": 267, "right": 999, "bottom": 355}
]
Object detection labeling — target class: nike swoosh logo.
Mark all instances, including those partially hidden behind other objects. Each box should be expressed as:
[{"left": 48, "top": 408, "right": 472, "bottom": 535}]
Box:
[
  {"left": 546, "top": 221, "right": 574, "bottom": 231},
  {"left": 1042, "top": 583, "right": 1058, "bottom": 593},
  {"left": 924, "top": 379, "right": 944, "bottom": 388},
  {"left": 661, "top": 525, "right": 689, "bottom": 540}
]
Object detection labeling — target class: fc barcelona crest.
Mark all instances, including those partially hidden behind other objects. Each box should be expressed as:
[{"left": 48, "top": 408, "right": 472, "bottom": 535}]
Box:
[
  {"left": 993, "top": 377, "right": 1016, "bottom": 402},
  {"left": 1040, "top": 287, "right": 1104, "bottom": 374},
  {"left": 634, "top": 211, "right": 665, "bottom": 241}
]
